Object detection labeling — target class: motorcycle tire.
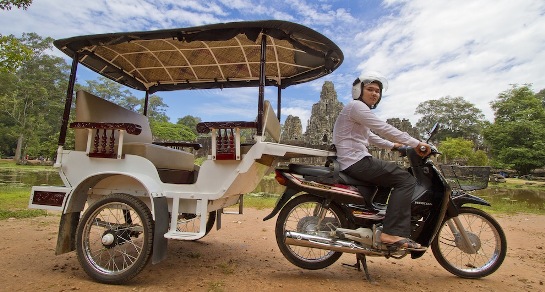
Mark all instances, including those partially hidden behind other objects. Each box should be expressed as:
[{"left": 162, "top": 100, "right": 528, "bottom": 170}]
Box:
[
  {"left": 431, "top": 207, "right": 506, "bottom": 278},
  {"left": 275, "top": 194, "right": 348, "bottom": 270}
]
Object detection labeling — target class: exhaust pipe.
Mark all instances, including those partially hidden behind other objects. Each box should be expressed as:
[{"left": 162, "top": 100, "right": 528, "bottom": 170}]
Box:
[{"left": 285, "top": 231, "right": 383, "bottom": 256}]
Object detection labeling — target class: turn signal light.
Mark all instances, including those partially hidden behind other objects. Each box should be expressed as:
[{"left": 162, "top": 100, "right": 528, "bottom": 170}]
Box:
[{"left": 275, "top": 170, "right": 287, "bottom": 186}]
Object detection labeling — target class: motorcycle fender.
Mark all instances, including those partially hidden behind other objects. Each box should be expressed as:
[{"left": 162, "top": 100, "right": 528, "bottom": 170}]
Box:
[
  {"left": 263, "top": 188, "right": 299, "bottom": 221},
  {"left": 453, "top": 193, "right": 490, "bottom": 207},
  {"left": 447, "top": 194, "right": 491, "bottom": 218}
]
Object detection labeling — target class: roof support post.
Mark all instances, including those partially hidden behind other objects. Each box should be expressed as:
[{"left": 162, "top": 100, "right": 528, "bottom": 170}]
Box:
[
  {"left": 277, "top": 86, "right": 282, "bottom": 122},
  {"left": 58, "top": 52, "right": 79, "bottom": 146},
  {"left": 257, "top": 32, "right": 267, "bottom": 136},
  {"left": 143, "top": 90, "right": 149, "bottom": 116}
]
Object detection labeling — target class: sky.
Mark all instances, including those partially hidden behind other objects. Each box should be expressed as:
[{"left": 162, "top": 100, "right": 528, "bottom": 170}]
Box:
[{"left": 2, "top": 0, "right": 545, "bottom": 131}]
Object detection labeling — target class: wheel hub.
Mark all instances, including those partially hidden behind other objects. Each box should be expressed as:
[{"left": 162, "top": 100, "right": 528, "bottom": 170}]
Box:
[
  {"left": 101, "top": 229, "right": 132, "bottom": 249},
  {"left": 454, "top": 232, "right": 481, "bottom": 253},
  {"left": 297, "top": 216, "right": 319, "bottom": 233},
  {"left": 101, "top": 233, "right": 115, "bottom": 246}
]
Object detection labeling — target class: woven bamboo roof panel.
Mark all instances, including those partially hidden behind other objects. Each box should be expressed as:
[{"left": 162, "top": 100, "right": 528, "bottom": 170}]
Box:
[{"left": 54, "top": 20, "right": 343, "bottom": 93}]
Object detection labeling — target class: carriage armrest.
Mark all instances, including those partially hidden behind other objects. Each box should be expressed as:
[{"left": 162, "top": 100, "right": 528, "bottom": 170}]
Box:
[
  {"left": 70, "top": 122, "right": 142, "bottom": 135},
  {"left": 196, "top": 121, "right": 257, "bottom": 160},
  {"left": 69, "top": 122, "right": 142, "bottom": 158}
]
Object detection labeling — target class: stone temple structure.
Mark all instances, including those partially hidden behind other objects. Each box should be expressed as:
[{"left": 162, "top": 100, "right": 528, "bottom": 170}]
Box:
[
  {"left": 305, "top": 81, "right": 344, "bottom": 146},
  {"left": 281, "top": 115, "right": 303, "bottom": 142}
]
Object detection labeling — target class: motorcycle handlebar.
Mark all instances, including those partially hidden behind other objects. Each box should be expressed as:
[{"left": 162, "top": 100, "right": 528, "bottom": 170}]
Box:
[{"left": 396, "top": 145, "right": 439, "bottom": 158}]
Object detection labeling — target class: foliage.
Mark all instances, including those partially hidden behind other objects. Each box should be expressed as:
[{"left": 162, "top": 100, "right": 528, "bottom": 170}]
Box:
[
  {"left": 415, "top": 96, "right": 486, "bottom": 145},
  {"left": 0, "top": 34, "right": 33, "bottom": 73},
  {"left": 177, "top": 115, "right": 201, "bottom": 135},
  {"left": 468, "top": 150, "right": 488, "bottom": 166},
  {"left": 78, "top": 77, "right": 138, "bottom": 109},
  {"left": 146, "top": 95, "right": 169, "bottom": 123},
  {"left": 150, "top": 121, "right": 196, "bottom": 142},
  {"left": 483, "top": 85, "right": 545, "bottom": 175},
  {"left": 439, "top": 137, "right": 488, "bottom": 166},
  {"left": 0, "top": 33, "right": 69, "bottom": 161},
  {"left": 78, "top": 77, "right": 170, "bottom": 123},
  {"left": 0, "top": 0, "right": 32, "bottom": 10}
]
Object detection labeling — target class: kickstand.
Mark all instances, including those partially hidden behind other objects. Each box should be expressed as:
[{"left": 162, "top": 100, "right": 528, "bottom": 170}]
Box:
[{"left": 341, "top": 254, "right": 373, "bottom": 282}]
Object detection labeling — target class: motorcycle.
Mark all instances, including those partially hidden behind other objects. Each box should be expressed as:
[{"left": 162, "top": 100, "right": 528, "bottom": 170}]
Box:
[{"left": 264, "top": 124, "right": 506, "bottom": 280}]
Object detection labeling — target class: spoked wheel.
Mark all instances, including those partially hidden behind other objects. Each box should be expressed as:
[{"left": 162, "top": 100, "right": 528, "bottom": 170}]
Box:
[
  {"left": 176, "top": 211, "right": 216, "bottom": 239},
  {"left": 275, "top": 194, "right": 348, "bottom": 270},
  {"left": 431, "top": 207, "right": 506, "bottom": 278},
  {"left": 76, "top": 193, "right": 154, "bottom": 284}
]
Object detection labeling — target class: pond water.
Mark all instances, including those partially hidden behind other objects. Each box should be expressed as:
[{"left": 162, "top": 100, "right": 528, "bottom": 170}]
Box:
[
  {"left": 476, "top": 187, "right": 545, "bottom": 210},
  {"left": 0, "top": 169, "right": 63, "bottom": 187},
  {"left": 1, "top": 169, "right": 544, "bottom": 210}
]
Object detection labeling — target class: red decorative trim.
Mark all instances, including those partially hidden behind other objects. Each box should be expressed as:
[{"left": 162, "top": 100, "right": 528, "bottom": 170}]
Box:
[
  {"left": 32, "top": 191, "right": 66, "bottom": 207},
  {"left": 70, "top": 122, "right": 142, "bottom": 135}
]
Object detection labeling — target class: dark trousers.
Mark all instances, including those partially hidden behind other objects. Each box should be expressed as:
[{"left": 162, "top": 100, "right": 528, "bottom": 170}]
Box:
[{"left": 343, "top": 156, "right": 416, "bottom": 237}]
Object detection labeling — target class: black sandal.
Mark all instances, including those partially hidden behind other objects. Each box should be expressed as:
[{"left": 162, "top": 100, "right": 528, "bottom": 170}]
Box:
[{"left": 384, "top": 238, "right": 426, "bottom": 251}]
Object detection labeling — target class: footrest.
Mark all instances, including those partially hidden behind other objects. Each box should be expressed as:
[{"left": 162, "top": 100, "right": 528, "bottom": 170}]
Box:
[{"left": 164, "top": 231, "right": 205, "bottom": 241}]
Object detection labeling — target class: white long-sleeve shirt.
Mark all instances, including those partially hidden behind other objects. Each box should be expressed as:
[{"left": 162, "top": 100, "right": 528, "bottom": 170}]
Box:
[{"left": 332, "top": 100, "right": 421, "bottom": 170}]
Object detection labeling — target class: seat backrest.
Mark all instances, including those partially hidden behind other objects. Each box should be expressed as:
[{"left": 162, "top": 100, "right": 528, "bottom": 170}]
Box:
[
  {"left": 262, "top": 100, "right": 281, "bottom": 143},
  {"left": 74, "top": 90, "right": 153, "bottom": 151}
]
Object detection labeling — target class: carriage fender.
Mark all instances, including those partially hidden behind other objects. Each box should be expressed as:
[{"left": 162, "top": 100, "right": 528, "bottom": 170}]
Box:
[{"left": 56, "top": 172, "right": 169, "bottom": 264}]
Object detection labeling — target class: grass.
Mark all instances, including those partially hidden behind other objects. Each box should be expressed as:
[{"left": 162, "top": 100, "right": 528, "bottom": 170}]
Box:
[
  {"left": 0, "top": 185, "right": 48, "bottom": 219},
  {"left": 0, "top": 159, "right": 56, "bottom": 171},
  {"left": 490, "top": 178, "right": 545, "bottom": 190},
  {"left": 1, "top": 159, "right": 544, "bottom": 219}
]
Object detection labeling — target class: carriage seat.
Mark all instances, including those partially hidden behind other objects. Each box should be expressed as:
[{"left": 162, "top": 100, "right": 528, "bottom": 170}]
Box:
[
  {"left": 122, "top": 142, "right": 194, "bottom": 171},
  {"left": 74, "top": 90, "right": 195, "bottom": 172}
]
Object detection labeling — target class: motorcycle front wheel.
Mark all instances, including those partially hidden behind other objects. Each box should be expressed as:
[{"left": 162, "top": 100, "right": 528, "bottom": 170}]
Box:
[
  {"left": 275, "top": 194, "right": 348, "bottom": 270},
  {"left": 431, "top": 207, "right": 506, "bottom": 278}
]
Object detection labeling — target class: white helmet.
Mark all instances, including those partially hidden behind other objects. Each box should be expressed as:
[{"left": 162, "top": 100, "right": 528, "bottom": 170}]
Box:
[{"left": 351, "top": 71, "right": 388, "bottom": 109}]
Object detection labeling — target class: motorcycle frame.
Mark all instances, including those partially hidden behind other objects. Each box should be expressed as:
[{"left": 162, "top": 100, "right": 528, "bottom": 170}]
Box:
[{"left": 266, "top": 147, "right": 493, "bottom": 259}]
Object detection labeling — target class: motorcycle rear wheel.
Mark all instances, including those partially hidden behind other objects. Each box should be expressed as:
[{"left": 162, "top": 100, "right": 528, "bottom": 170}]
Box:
[
  {"left": 275, "top": 194, "right": 348, "bottom": 270},
  {"left": 431, "top": 207, "right": 506, "bottom": 278}
]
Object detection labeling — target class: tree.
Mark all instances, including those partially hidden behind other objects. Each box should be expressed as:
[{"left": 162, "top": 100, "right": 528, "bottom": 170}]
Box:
[
  {"left": 0, "top": 34, "right": 33, "bottom": 73},
  {"left": 439, "top": 137, "right": 488, "bottom": 166},
  {"left": 483, "top": 85, "right": 545, "bottom": 175},
  {"left": 0, "top": 0, "right": 33, "bottom": 10},
  {"left": 177, "top": 115, "right": 201, "bottom": 135},
  {"left": 146, "top": 95, "right": 169, "bottom": 123},
  {"left": 79, "top": 77, "right": 137, "bottom": 109},
  {"left": 78, "top": 77, "right": 170, "bottom": 123},
  {"left": 151, "top": 121, "right": 196, "bottom": 142},
  {"left": 0, "top": 33, "right": 69, "bottom": 161},
  {"left": 415, "top": 96, "right": 486, "bottom": 146}
]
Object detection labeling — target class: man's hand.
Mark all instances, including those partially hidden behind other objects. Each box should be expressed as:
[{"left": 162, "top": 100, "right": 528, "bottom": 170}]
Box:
[
  {"left": 391, "top": 143, "right": 403, "bottom": 151},
  {"left": 416, "top": 142, "right": 432, "bottom": 157}
]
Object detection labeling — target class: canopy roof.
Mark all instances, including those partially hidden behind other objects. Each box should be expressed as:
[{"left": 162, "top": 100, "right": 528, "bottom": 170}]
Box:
[{"left": 54, "top": 20, "right": 343, "bottom": 93}]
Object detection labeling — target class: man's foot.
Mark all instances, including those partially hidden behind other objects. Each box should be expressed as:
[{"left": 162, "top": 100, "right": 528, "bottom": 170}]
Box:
[{"left": 380, "top": 233, "right": 426, "bottom": 251}]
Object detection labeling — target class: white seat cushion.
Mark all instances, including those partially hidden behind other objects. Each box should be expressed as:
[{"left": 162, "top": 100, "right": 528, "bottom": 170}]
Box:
[{"left": 123, "top": 142, "right": 194, "bottom": 171}]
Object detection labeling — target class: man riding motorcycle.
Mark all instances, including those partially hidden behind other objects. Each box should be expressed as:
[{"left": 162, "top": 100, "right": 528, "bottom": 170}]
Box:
[{"left": 332, "top": 72, "right": 431, "bottom": 251}]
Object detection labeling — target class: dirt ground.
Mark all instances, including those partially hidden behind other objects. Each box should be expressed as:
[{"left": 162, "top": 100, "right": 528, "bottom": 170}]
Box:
[{"left": 1, "top": 209, "right": 544, "bottom": 292}]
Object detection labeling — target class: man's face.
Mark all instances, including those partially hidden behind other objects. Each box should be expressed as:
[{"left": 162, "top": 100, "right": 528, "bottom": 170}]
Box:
[{"left": 362, "top": 82, "right": 381, "bottom": 108}]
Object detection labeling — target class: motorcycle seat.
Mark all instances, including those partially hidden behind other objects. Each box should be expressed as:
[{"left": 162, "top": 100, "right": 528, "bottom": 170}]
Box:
[{"left": 288, "top": 164, "right": 375, "bottom": 187}]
